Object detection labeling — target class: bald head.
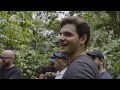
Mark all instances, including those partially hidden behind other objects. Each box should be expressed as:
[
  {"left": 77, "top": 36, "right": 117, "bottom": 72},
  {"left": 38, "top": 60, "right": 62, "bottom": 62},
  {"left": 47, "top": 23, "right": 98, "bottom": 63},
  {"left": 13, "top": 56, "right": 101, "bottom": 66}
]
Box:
[{"left": 1, "top": 50, "right": 15, "bottom": 59}]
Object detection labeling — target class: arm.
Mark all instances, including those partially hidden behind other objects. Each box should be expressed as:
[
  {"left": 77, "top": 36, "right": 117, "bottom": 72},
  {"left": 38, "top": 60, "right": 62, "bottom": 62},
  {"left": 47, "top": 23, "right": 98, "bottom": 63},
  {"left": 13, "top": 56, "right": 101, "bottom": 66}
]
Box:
[
  {"left": 31, "top": 76, "right": 39, "bottom": 79},
  {"left": 38, "top": 67, "right": 47, "bottom": 79},
  {"left": 39, "top": 74, "right": 46, "bottom": 79}
]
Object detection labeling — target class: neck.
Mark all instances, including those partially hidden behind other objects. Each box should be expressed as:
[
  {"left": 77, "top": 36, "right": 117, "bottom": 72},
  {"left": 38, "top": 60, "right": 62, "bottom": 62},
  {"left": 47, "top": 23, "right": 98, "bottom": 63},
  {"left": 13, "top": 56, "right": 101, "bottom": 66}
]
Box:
[
  {"left": 59, "top": 66, "right": 67, "bottom": 72},
  {"left": 67, "top": 47, "right": 86, "bottom": 64}
]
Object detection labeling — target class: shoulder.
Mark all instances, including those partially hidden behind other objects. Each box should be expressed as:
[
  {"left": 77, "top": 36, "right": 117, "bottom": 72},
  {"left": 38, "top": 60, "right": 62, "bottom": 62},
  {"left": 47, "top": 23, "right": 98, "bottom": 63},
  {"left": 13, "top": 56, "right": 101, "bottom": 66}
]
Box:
[
  {"left": 101, "top": 71, "right": 112, "bottom": 79},
  {"left": 71, "top": 54, "right": 95, "bottom": 69},
  {"left": 75, "top": 54, "right": 93, "bottom": 63},
  {"left": 62, "top": 54, "right": 101, "bottom": 79}
]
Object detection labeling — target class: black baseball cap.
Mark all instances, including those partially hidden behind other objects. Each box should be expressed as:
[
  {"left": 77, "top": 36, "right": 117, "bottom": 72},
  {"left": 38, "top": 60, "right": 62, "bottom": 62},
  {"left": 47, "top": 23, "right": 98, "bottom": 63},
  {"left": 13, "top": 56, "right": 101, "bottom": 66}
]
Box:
[
  {"left": 87, "top": 49, "right": 104, "bottom": 59},
  {"left": 48, "top": 56, "right": 56, "bottom": 63}
]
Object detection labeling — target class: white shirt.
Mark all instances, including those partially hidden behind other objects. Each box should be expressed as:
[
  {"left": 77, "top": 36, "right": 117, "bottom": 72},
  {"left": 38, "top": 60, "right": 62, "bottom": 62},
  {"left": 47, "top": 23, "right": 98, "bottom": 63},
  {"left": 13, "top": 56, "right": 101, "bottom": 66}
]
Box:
[{"left": 55, "top": 68, "right": 67, "bottom": 79}]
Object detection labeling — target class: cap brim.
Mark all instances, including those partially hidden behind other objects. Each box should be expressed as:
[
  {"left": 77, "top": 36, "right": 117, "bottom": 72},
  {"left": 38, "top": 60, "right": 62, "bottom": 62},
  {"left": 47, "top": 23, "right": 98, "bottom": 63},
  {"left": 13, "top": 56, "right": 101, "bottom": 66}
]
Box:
[
  {"left": 53, "top": 53, "right": 62, "bottom": 58},
  {"left": 48, "top": 58, "right": 56, "bottom": 63}
]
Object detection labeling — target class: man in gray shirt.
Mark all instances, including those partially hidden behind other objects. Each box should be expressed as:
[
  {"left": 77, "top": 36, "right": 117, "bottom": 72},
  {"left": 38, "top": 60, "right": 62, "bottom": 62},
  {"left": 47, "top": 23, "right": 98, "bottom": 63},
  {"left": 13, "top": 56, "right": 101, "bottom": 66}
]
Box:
[{"left": 59, "top": 16, "right": 101, "bottom": 79}]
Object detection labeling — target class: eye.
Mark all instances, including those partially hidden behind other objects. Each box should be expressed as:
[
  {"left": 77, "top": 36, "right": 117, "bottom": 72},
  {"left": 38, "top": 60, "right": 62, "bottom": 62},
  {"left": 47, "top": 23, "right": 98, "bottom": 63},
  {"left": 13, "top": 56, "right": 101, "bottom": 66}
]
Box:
[
  {"left": 64, "top": 32, "right": 72, "bottom": 37},
  {"left": 59, "top": 32, "right": 63, "bottom": 37}
]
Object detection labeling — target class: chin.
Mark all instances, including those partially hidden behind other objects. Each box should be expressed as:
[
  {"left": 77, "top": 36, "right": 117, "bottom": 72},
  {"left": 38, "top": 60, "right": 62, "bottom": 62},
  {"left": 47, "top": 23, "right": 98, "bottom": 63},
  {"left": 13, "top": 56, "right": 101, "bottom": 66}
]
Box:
[
  {"left": 61, "top": 50, "right": 68, "bottom": 55},
  {"left": 61, "top": 49, "right": 65, "bottom": 52}
]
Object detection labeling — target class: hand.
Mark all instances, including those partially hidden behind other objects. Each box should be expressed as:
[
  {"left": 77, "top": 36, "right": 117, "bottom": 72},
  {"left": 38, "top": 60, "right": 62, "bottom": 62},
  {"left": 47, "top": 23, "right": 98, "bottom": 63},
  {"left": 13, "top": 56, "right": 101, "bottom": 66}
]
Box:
[
  {"left": 31, "top": 76, "right": 38, "bottom": 79},
  {"left": 51, "top": 72, "right": 56, "bottom": 77},
  {"left": 39, "top": 74, "right": 46, "bottom": 79},
  {"left": 45, "top": 72, "right": 51, "bottom": 77}
]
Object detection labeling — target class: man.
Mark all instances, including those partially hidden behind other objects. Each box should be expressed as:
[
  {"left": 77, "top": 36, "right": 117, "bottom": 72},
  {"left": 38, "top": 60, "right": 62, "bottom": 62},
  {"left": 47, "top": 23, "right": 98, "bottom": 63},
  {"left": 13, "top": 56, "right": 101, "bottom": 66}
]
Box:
[
  {"left": 59, "top": 16, "right": 101, "bottom": 79},
  {"left": 87, "top": 49, "right": 112, "bottom": 79},
  {"left": 53, "top": 52, "right": 68, "bottom": 79},
  {"left": 0, "top": 50, "right": 21, "bottom": 79}
]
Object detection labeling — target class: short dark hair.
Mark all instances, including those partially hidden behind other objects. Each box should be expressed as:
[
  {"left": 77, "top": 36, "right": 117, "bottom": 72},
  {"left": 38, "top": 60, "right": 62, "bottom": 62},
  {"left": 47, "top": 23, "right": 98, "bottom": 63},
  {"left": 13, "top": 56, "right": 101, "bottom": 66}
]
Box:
[{"left": 60, "top": 16, "right": 90, "bottom": 48}]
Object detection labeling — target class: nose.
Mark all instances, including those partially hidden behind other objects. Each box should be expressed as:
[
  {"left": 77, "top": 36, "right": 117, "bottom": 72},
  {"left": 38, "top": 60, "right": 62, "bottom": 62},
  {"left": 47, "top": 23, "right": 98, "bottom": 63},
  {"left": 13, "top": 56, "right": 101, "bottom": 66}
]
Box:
[{"left": 59, "top": 33, "right": 65, "bottom": 41}]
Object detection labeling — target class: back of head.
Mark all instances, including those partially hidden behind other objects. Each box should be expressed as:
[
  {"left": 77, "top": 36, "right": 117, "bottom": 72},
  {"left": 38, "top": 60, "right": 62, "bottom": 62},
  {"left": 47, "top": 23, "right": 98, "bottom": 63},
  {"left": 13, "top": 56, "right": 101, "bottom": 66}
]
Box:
[{"left": 60, "top": 16, "right": 90, "bottom": 48}]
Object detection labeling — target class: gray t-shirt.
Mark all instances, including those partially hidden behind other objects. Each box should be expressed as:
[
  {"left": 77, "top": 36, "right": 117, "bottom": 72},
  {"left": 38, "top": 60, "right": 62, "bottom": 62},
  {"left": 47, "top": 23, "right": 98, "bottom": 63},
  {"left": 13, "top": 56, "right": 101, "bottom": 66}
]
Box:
[{"left": 62, "top": 54, "right": 101, "bottom": 79}]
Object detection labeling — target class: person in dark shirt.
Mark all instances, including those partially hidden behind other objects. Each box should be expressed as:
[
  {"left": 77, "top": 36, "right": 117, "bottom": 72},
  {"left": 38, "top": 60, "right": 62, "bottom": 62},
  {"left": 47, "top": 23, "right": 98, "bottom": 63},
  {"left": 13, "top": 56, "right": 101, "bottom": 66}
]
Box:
[
  {"left": 39, "top": 57, "right": 57, "bottom": 79},
  {"left": 87, "top": 49, "right": 112, "bottom": 79},
  {"left": 39, "top": 62, "right": 57, "bottom": 79},
  {"left": 59, "top": 16, "right": 101, "bottom": 79},
  {"left": 31, "top": 56, "right": 57, "bottom": 79},
  {"left": 0, "top": 50, "right": 21, "bottom": 79}
]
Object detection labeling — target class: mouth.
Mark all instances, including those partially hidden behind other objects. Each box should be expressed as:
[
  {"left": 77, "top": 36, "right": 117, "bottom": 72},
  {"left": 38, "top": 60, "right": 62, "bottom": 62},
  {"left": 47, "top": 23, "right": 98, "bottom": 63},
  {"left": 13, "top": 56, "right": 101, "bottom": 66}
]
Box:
[{"left": 60, "top": 43, "right": 68, "bottom": 49}]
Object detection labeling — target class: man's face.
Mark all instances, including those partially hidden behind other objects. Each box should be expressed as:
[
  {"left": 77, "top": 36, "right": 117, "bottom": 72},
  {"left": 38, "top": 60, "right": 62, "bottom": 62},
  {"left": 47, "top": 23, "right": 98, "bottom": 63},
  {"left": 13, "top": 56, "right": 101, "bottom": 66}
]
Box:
[
  {"left": 54, "top": 57, "right": 66, "bottom": 71},
  {"left": 59, "top": 24, "right": 81, "bottom": 55},
  {"left": 0, "top": 55, "right": 11, "bottom": 66}
]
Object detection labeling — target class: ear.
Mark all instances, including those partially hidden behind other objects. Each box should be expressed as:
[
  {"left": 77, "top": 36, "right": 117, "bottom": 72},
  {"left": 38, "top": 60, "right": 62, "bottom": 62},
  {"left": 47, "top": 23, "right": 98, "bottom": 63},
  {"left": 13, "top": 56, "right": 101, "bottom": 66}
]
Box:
[{"left": 79, "top": 34, "right": 87, "bottom": 44}]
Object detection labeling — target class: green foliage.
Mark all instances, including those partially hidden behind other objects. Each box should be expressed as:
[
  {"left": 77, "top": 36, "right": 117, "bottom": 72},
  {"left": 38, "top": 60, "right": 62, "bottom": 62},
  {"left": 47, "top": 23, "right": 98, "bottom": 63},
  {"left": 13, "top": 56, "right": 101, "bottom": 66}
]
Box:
[
  {"left": 0, "top": 11, "right": 60, "bottom": 79},
  {"left": 0, "top": 11, "right": 33, "bottom": 50},
  {"left": 0, "top": 11, "right": 120, "bottom": 79}
]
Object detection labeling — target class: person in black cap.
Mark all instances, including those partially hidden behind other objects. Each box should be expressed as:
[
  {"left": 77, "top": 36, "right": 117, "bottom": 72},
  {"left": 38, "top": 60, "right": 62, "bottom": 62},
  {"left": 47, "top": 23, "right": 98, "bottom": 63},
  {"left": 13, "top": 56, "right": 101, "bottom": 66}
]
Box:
[
  {"left": 31, "top": 56, "right": 57, "bottom": 79},
  {"left": 53, "top": 52, "right": 69, "bottom": 79},
  {"left": 87, "top": 49, "right": 112, "bottom": 79}
]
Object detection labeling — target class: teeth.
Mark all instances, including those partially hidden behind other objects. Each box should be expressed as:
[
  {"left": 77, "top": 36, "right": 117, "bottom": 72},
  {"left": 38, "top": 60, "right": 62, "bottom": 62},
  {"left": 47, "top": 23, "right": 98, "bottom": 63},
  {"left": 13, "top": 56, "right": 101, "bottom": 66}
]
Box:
[{"left": 61, "top": 45, "right": 67, "bottom": 46}]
